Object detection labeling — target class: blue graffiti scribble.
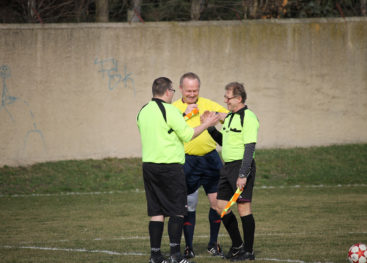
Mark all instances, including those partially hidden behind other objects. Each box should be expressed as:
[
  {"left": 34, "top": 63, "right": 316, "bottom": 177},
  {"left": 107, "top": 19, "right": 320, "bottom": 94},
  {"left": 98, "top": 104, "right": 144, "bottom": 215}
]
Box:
[
  {"left": 0, "top": 64, "right": 47, "bottom": 157},
  {"left": 23, "top": 123, "right": 47, "bottom": 155},
  {"left": 0, "top": 65, "right": 18, "bottom": 121},
  {"left": 22, "top": 100, "right": 47, "bottom": 154},
  {"left": 94, "top": 58, "right": 135, "bottom": 95}
]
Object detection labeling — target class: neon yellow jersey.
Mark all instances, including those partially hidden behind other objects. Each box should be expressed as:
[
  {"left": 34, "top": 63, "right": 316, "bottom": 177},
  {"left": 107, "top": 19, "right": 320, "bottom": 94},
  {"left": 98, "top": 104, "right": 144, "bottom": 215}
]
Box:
[
  {"left": 221, "top": 108, "right": 259, "bottom": 162},
  {"left": 137, "top": 99, "right": 194, "bottom": 164},
  {"left": 173, "top": 97, "right": 228, "bottom": 156}
]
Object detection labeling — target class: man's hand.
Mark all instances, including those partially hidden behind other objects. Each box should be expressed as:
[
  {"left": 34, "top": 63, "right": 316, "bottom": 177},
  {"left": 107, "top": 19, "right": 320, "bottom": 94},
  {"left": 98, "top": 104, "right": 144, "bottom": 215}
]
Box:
[
  {"left": 185, "top": 104, "right": 198, "bottom": 115},
  {"left": 192, "top": 111, "right": 220, "bottom": 139},
  {"left": 236, "top": 177, "right": 247, "bottom": 191},
  {"left": 200, "top": 110, "right": 211, "bottom": 123},
  {"left": 218, "top": 112, "right": 227, "bottom": 122},
  {"left": 201, "top": 111, "right": 227, "bottom": 124},
  {"left": 201, "top": 111, "right": 220, "bottom": 127}
]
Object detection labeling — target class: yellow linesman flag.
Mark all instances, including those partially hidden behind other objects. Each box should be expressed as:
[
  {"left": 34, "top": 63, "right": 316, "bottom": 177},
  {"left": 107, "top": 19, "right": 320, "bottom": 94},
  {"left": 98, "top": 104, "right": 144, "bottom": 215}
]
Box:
[{"left": 221, "top": 187, "right": 243, "bottom": 218}]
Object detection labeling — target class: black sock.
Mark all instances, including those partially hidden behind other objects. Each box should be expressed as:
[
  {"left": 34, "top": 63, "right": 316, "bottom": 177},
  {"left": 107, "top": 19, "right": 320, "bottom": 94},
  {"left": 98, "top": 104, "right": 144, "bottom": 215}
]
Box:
[
  {"left": 183, "top": 211, "right": 195, "bottom": 249},
  {"left": 208, "top": 208, "right": 221, "bottom": 246},
  {"left": 149, "top": 221, "right": 164, "bottom": 257},
  {"left": 222, "top": 211, "right": 243, "bottom": 248},
  {"left": 168, "top": 216, "right": 184, "bottom": 255},
  {"left": 241, "top": 214, "right": 255, "bottom": 253}
]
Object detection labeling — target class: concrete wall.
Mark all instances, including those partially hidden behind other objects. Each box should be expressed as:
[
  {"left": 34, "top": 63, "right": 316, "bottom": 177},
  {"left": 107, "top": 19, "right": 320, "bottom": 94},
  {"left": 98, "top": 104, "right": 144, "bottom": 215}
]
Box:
[{"left": 1, "top": 18, "right": 366, "bottom": 166}]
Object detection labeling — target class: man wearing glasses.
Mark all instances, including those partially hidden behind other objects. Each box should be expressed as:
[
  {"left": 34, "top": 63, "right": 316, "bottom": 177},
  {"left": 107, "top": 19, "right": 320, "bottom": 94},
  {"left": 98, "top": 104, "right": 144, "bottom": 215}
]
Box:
[
  {"left": 207, "top": 82, "right": 259, "bottom": 261},
  {"left": 173, "top": 72, "right": 228, "bottom": 258},
  {"left": 137, "top": 77, "right": 220, "bottom": 263}
]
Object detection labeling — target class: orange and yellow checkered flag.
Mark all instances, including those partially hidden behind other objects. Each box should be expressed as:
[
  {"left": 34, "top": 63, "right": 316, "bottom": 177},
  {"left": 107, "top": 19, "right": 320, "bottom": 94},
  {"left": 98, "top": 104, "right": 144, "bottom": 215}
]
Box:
[
  {"left": 184, "top": 108, "right": 199, "bottom": 121},
  {"left": 220, "top": 187, "right": 243, "bottom": 218}
]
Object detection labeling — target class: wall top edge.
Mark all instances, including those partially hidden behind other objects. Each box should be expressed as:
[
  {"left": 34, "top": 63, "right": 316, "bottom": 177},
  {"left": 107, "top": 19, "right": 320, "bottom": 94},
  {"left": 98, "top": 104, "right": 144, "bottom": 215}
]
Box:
[{"left": 0, "top": 17, "right": 366, "bottom": 29}]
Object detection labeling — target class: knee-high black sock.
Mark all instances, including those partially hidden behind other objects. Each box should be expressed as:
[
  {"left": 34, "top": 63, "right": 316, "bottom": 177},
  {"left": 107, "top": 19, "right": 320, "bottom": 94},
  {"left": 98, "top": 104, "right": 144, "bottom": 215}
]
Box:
[
  {"left": 208, "top": 208, "right": 221, "bottom": 246},
  {"left": 149, "top": 221, "right": 164, "bottom": 257},
  {"left": 221, "top": 211, "right": 243, "bottom": 248},
  {"left": 183, "top": 211, "right": 195, "bottom": 249},
  {"left": 241, "top": 214, "right": 255, "bottom": 253},
  {"left": 168, "top": 216, "right": 184, "bottom": 255}
]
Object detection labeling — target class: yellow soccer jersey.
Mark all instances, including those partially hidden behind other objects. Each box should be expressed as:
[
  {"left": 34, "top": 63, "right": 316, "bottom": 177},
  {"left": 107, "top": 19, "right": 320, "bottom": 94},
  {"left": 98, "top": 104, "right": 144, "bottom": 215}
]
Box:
[{"left": 173, "top": 97, "right": 228, "bottom": 156}]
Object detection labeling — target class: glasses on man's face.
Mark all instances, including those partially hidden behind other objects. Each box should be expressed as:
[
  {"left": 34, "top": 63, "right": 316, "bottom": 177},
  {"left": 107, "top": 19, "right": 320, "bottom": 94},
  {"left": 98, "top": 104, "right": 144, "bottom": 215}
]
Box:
[
  {"left": 224, "top": 95, "right": 237, "bottom": 101},
  {"left": 169, "top": 88, "right": 176, "bottom": 93}
]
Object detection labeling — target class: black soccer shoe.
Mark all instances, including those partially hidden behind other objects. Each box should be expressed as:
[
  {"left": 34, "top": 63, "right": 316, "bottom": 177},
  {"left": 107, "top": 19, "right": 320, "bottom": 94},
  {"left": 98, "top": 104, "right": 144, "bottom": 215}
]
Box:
[
  {"left": 183, "top": 246, "right": 195, "bottom": 259},
  {"left": 225, "top": 243, "right": 246, "bottom": 260},
  {"left": 230, "top": 251, "right": 255, "bottom": 261},
  {"left": 207, "top": 243, "right": 224, "bottom": 257},
  {"left": 169, "top": 252, "right": 195, "bottom": 263},
  {"left": 149, "top": 254, "right": 169, "bottom": 263}
]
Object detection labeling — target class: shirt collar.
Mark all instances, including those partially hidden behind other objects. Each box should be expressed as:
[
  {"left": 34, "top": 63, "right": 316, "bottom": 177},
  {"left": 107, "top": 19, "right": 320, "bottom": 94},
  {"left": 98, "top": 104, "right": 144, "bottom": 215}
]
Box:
[
  {"left": 226, "top": 105, "right": 247, "bottom": 127},
  {"left": 152, "top": 98, "right": 166, "bottom": 103},
  {"left": 229, "top": 105, "right": 247, "bottom": 115}
]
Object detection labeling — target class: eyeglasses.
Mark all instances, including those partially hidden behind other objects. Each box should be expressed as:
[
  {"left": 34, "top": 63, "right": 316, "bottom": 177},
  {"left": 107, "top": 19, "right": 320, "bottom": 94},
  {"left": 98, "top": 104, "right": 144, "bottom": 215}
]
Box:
[
  {"left": 169, "top": 88, "right": 176, "bottom": 93},
  {"left": 224, "top": 95, "right": 238, "bottom": 101}
]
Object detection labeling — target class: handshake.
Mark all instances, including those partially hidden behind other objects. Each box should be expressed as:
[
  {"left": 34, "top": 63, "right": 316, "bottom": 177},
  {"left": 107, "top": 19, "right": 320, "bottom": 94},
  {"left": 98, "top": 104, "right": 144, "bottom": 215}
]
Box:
[
  {"left": 201, "top": 110, "right": 227, "bottom": 125},
  {"left": 199, "top": 110, "right": 220, "bottom": 128}
]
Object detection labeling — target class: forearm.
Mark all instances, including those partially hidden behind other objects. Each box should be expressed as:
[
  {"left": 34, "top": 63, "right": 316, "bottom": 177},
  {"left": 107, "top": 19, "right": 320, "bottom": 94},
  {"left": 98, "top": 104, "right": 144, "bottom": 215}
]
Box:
[
  {"left": 192, "top": 122, "right": 213, "bottom": 140},
  {"left": 238, "top": 143, "right": 256, "bottom": 178},
  {"left": 207, "top": 126, "right": 222, "bottom": 146},
  {"left": 192, "top": 111, "right": 220, "bottom": 140}
]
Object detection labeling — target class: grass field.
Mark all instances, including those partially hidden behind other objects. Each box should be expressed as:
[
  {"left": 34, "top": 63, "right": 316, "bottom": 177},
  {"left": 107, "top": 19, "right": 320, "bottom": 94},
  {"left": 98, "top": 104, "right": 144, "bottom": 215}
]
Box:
[{"left": 0, "top": 144, "right": 366, "bottom": 263}]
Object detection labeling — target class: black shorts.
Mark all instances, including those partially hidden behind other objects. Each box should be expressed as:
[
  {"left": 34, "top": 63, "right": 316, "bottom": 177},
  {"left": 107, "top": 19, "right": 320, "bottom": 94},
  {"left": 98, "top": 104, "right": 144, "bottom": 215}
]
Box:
[
  {"left": 143, "top": 162, "right": 188, "bottom": 217},
  {"left": 217, "top": 159, "right": 256, "bottom": 203},
  {"left": 184, "top": 150, "right": 223, "bottom": 195}
]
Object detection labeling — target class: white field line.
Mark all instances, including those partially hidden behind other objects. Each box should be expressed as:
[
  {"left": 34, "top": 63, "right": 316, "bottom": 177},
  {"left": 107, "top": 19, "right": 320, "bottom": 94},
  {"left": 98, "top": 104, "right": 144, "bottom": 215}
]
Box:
[
  {"left": 1, "top": 184, "right": 366, "bottom": 198},
  {"left": 17, "top": 230, "right": 364, "bottom": 245},
  {"left": 1, "top": 245, "right": 333, "bottom": 263},
  {"left": 18, "top": 234, "right": 228, "bottom": 244},
  {"left": 256, "top": 184, "right": 367, "bottom": 189},
  {"left": 15, "top": 232, "right": 336, "bottom": 244},
  {"left": 0, "top": 189, "right": 144, "bottom": 198},
  {"left": 1, "top": 245, "right": 143, "bottom": 256}
]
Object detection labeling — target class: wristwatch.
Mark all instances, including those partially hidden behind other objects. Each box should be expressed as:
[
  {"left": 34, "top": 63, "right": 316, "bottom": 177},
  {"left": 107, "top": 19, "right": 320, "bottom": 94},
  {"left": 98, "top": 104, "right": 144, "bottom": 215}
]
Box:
[{"left": 238, "top": 173, "right": 247, "bottom": 179}]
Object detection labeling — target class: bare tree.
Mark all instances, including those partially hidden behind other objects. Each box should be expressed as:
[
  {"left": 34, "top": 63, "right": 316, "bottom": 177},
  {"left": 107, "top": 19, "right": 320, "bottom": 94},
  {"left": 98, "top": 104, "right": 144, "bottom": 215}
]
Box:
[
  {"left": 128, "top": 0, "right": 142, "bottom": 22},
  {"left": 96, "top": 0, "right": 109, "bottom": 22},
  {"left": 242, "top": 0, "right": 258, "bottom": 19},
  {"left": 74, "top": 0, "right": 88, "bottom": 22},
  {"left": 256, "top": 0, "right": 288, "bottom": 18},
  {"left": 191, "top": 0, "right": 206, "bottom": 20},
  {"left": 28, "top": 0, "right": 37, "bottom": 21},
  {"left": 2, "top": 0, "right": 365, "bottom": 23},
  {"left": 361, "top": 0, "right": 366, "bottom": 16},
  {"left": 12, "top": 0, "right": 75, "bottom": 23}
]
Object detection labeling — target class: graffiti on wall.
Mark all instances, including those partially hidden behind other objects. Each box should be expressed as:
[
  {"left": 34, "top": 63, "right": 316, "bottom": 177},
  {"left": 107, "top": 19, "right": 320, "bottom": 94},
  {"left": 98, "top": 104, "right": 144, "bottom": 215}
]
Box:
[
  {"left": 94, "top": 58, "right": 135, "bottom": 96},
  {"left": 0, "top": 65, "right": 47, "bottom": 159},
  {"left": 0, "top": 65, "right": 17, "bottom": 121}
]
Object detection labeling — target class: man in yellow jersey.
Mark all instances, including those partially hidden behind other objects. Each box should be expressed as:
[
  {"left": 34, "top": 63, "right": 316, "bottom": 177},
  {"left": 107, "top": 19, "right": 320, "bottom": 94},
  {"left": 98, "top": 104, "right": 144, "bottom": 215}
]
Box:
[
  {"left": 173, "top": 72, "right": 228, "bottom": 258},
  {"left": 137, "top": 77, "right": 220, "bottom": 263},
  {"left": 207, "top": 82, "right": 259, "bottom": 261}
]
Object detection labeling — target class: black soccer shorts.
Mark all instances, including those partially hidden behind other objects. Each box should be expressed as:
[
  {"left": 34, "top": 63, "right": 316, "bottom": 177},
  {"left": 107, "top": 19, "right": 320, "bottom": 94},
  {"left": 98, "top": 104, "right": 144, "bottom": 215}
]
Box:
[
  {"left": 143, "top": 162, "right": 188, "bottom": 217},
  {"left": 217, "top": 159, "right": 256, "bottom": 203}
]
